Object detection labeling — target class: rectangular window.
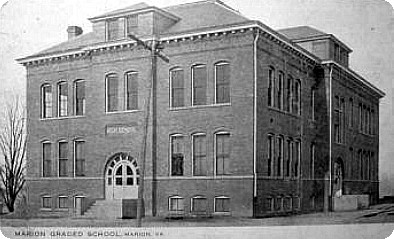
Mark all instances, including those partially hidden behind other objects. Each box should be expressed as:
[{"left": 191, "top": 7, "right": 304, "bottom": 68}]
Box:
[
  {"left": 215, "top": 63, "right": 230, "bottom": 104},
  {"left": 294, "top": 141, "right": 300, "bottom": 177},
  {"left": 126, "top": 72, "right": 138, "bottom": 110},
  {"left": 58, "top": 142, "right": 68, "bottom": 177},
  {"left": 126, "top": 15, "right": 138, "bottom": 36},
  {"left": 42, "top": 196, "right": 52, "bottom": 209},
  {"left": 277, "top": 136, "right": 283, "bottom": 177},
  {"left": 311, "top": 88, "right": 316, "bottom": 120},
  {"left": 75, "top": 141, "right": 85, "bottom": 177},
  {"left": 277, "top": 72, "right": 284, "bottom": 110},
  {"left": 268, "top": 68, "right": 275, "bottom": 107},
  {"left": 286, "top": 139, "right": 292, "bottom": 177},
  {"left": 74, "top": 80, "right": 85, "bottom": 116},
  {"left": 58, "top": 196, "right": 68, "bottom": 209},
  {"left": 106, "top": 74, "right": 118, "bottom": 112},
  {"left": 359, "top": 104, "right": 363, "bottom": 132},
  {"left": 283, "top": 197, "right": 292, "bottom": 211},
  {"left": 193, "top": 134, "right": 207, "bottom": 176},
  {"left": 58, "top": 82, "right": 68, "bottom": 117},
  {"left": 358, "top": 150, "right": 363, "bottom": 180},
  {"left": 268, "top": 135, "right": 274, "bottom": 177},
  {"left": 192, "top": 65, "right": 207, "bottom": 106},
  {"left": 42, "top": 85, "right": 52, "bottom": 118},
  {"left": 371, "top": 110, "right": 375, "bottom": 135},
  {"left": 286, "top": 76, "right": 293, "bottom": 112},
  {"left": 349, "top": 99, "right": 353, "bottom": 128},
  {"left": 275, "top": 197, "right": 283, "bottom": 211},
  {"left": 169, "top": 197, "right": 184, "bottom": 212},
  {"left": 293, "top": 196, "right": 301, "bottom": 210},
  {"left": 107, "top": 19, "right": 119, "bottom": 41},
  {"left": 215, "top": 197, "right": 230, "bottom": 213},
  {"left": 266, "top": 197, "right": 274, "bottom": 212},
  {"left": 170, "top": 69, "right": 184, "bottom": 108},
  {"left": 43, "top": 143, "right": 52, "bottom": 177},
  {"left": 192, "top": 197, "right": 207, "bottom": 213},
  {"left": 293, "top": 80, "right": 301, "bottom": 115},
  {"left": 170, "top": 135, "right": 184, "bottom": 176},
  {"left": 310, "top": 144, "right": 315, "bottom": 179},
  {"left": 216, "top": 133, "right": 230, "bottom": 175}
]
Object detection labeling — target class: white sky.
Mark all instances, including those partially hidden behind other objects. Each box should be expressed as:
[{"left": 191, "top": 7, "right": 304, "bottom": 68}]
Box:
[{"left": 0, "top": 0, "right": 393, "bottom": 195}]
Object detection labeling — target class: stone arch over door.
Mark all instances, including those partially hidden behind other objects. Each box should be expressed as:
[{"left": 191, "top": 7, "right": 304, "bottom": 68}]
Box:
[
  {"left": 104, "top": 152, "right": 140, "bottom": 200},
  {"left": 333, "top": 158, "right": 344, "bottom": 197}
]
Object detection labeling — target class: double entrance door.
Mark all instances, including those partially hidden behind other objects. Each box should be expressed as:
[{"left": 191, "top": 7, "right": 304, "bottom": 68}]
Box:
[{"left": 105, "top": 155, "right": 139, "bottom": 200}]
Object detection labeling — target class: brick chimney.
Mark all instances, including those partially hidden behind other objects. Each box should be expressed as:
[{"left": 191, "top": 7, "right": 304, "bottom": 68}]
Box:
[{"left": 67, "top": 26, "right": 83, "bottom": 40}]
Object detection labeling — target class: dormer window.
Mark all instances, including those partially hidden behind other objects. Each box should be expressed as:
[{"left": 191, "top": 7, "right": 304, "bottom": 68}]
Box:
[
  {"left": 107, "top": 19, "right": 119, "bottom": 41},
  {"left": 126, "top": 15, "right": 138, "bottom": 36}
]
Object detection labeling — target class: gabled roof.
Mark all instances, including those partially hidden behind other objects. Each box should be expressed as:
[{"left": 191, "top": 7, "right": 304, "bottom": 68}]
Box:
[
  {"left": 90, "top": 2, "right": 150, "bottom": 20},
  {"left": 278, "top": 26, "right": 327, "bottom": 40},
  {"left": 162, "top": 0, "right": 248, "bottom": 34},
  {"left": 22, "top": 0, "right": 250, "bottom": 59}
]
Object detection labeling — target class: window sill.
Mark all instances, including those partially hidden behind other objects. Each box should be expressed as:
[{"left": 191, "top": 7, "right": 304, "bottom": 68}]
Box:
[
  {"left": 40, "top": 208, "right": 52, "bottom": 211},
  {"left": 105, "top": 110, "right": 142, "bottom": 115},
  {"left": 268, "top": 107, "right": 301, "bottom": 118},
  {"left": 169, "top": 103, "right": 231, "bottom": 111},
  {"left": 213, "top": 212, "right": 231, "bottom": 216},
  {"left": 40, "top": 115, "right": 86, "bottom": 121}
]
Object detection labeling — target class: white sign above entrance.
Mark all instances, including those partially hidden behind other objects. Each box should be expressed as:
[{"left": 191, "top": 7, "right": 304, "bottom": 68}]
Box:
[{"left": 106, "top": 124, "right": 137, "bottom": 135}]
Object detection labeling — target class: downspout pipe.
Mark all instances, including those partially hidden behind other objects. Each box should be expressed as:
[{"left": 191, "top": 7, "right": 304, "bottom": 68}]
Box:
[
  {"left": 328, "top": 63, "right": 333, "bottom": 211},
  {"left": 253, "top": 29, "right": 260, "bottom": 200}
]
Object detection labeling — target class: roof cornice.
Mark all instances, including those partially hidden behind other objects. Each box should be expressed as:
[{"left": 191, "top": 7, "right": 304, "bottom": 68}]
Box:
[
  {"left": 322, "top": 60, "right": 385, "bottom": 98},
  {"left": 16, "top": 21, "right": 321, "bottom": 65}
]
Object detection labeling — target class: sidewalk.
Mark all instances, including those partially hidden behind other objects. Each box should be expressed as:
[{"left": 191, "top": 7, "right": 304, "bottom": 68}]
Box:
[{"left": 1, "top": 204, "right": 394, "bottom": 228}]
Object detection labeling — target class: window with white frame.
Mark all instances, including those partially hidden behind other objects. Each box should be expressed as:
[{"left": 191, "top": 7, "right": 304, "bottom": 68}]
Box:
[
  {"left": 268, "top": 67, "right": 275, "bottom": 107},
  {"left": 293, "top": 79, "right": 301, "bottom": 115},
  {"left": 58, "top": 196, "right": 68, "bottom": 209},
  {"left": 277, "top": 71, "right": 284, "bottom": 110},
  {"left": 169, "top": 196, "right": 184, "bottom": 212},
  {"left": 277, "top": 136, "right": 284, "bottom": 177},
  {"left": 283, "top": 196, "right": 292, "bottom": 211},
  {"left": 58, "top": 81, "right": 68, "bottom": 117},
  {"left": 275, "top": 196, "right": 283, "bottom": 211},
  {"left": 43, "top": 142, "right": 52, "bottom": 177},
  {"left": 215, "top": 62, "right": 230, "bottom": 104},
  {"left": 349, "top": 98, "right": 353, "bottom": 128},
  {"left": 286, "top": 75, "right": 293, "bottom": 112},
  {"left": 285, "top": 139, "right": 293, "bottom": 177},
  {"left": 41, "top": 84, "right": 52, "bottom": 118},
  {"left": 266, "top": 197, "right": 274, "bottom": 212},
  {"left": 215, "top": 132, "right": 230, "bottom": 175},
  {"left": 74, "top": 80, "right": 85, "bottom": 116},
  {"left": 42, "top": 196, "right": 52, "bottom": 209},
  {"left": 293, "top": 196, "right": 300, "bottom": 210},
  {"left": 294, "top": 140, "right": 301, "bottom": 178},
  {"left": 106, "top": 73, "right": 119, "bottom": 112},
  {"left": 126, "top": 72, "right": 138, "bottom": 111},
  {"left": 126, "top": 15, "right": 138, "bottom": 36},
  {"left": 170, "top": 68, "right": 184, "bottom": 108},
  {"left": 267, "top": 134, "right": 274, "bottom": 177},
  {"left": 191, "top": 196, "right": 207, "bottom": 213},
  {"left": 58, "top": 141, "right": 68, "bottom": 177},
  {"left": 311, "top": 88, "right": 316, "bottom": 120},
  {"left": 107, "top": 19, "right": 119, "bottom": 41},
  {"left": 170, "top": 135, "right": 184, "bottom": 176},
  {"left": 310, "top": 143, "right": 315, "bottom": 179},
  {"left": 214, "top": 196, "right": 230, "bottom": 213},
  {"left": 192, "top": 134, "right": 207, "bottom": 176},
  {"left": 192, "top": 65, "right": 207, "bottom": 106},
  {"left": 75, "top": 140, "right": 85, "bottom": 177}
]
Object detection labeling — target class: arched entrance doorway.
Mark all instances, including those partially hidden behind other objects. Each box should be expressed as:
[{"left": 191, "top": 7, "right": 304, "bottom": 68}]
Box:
[
  {"left": 333, "top": 158, "right": 344, "bottom": 197},
  {"left": 105, "top": 153, "right": 140, "bottom": 200}
]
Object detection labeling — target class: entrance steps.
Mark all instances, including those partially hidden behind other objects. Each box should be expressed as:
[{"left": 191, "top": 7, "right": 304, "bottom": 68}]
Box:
[{"left": 82, "top": 199, "right": 122, "bottom": 219}]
